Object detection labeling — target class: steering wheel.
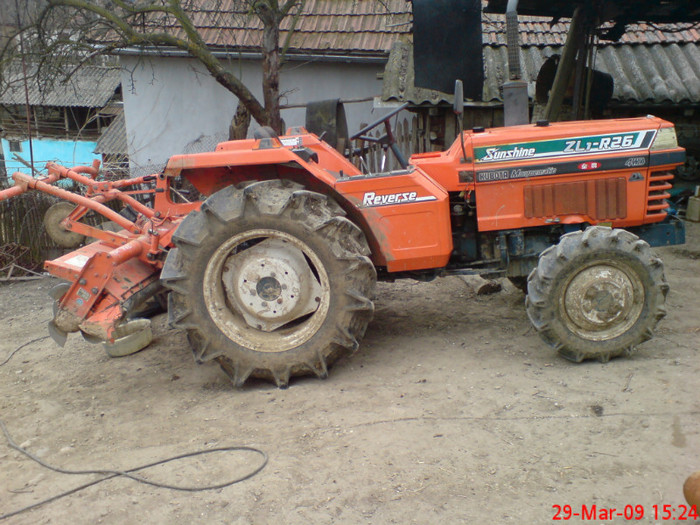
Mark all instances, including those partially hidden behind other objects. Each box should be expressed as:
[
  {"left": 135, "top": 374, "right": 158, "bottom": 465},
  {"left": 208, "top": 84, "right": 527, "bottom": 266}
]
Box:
[{"left": 350, "top": 103, "right": 409, "bottom": 169}]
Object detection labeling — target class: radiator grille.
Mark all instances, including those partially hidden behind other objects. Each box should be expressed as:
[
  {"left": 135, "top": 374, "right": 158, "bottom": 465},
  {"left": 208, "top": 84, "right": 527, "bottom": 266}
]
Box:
[
  {"left": 524, "top": 178, "right": 627, "bottom": 220},
  {"left": 646, "top": 170, "right": 673, "bottom": 218}
]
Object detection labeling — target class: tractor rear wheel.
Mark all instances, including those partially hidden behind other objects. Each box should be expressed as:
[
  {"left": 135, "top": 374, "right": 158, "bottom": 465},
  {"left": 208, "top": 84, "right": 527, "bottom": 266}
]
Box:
[
  {"left": 525, "top": 226, "right": 668, "bottom": 363},
  {"left": 161, "top": 180, "right": 376, "bottom": 387}
]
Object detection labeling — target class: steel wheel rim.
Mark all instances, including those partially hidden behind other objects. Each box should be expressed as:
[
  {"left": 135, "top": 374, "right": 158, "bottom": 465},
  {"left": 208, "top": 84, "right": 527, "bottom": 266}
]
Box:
[
  {"left": 560, "top": 260, "right": 645, "bottom": 342},
  {"left": 202, "top": 229, "right": 331, "bottom": 353}
]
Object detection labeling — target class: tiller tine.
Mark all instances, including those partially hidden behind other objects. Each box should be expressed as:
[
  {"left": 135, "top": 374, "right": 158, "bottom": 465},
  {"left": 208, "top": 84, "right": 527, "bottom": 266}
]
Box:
[{"left": 47, "top": 320, "right": 68, "bottom": 347}]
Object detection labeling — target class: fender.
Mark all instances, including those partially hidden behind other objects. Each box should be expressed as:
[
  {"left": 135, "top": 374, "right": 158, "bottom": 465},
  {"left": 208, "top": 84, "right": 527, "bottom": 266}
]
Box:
[{"left": 160, "top": 131, "right": 453, "bottom": 272}]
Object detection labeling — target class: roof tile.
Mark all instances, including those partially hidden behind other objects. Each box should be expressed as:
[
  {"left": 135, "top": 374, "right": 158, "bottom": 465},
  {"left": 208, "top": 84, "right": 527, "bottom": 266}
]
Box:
[
  {"left": 113, "top": 1, "right": 700, "bottom": 57},
  {"left": 139, "top": 0, "right": 412, "bottom": 55}
]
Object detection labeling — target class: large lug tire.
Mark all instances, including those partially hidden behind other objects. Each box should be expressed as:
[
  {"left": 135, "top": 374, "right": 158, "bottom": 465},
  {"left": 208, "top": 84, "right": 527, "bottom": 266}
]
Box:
[
  {"left": 525, "top": 226, "right": 669, "bottom": 363},
  {"left": 161, "top": 180, "right": 376, "bottom": 388}
]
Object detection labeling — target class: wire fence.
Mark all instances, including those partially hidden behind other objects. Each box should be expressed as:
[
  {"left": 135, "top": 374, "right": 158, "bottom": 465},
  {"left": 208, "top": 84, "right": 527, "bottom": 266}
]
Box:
[
  {"left": 0, "top": 190, "right": 62, "bottom": 275},
  {"left": 0, "top": 180, "right": 111, "bottom": 278}
]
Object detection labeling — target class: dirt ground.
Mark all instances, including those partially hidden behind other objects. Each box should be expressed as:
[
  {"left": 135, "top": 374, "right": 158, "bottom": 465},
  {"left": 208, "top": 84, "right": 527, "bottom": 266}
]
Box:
[{"left": 1, "top": 223, "right": 699, "bottom": 524}]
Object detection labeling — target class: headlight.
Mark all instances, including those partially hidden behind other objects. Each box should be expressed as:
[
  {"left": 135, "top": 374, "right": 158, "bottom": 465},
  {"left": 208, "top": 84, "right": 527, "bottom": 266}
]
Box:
[{"left": 651, "top": 127, "right": 679, "bottom": 151}]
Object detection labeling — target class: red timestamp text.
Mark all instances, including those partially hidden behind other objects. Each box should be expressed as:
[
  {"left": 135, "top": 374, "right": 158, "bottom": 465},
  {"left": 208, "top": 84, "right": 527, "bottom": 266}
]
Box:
[{"left": 552, "top": 503, "right": 699, "bottom": 521}]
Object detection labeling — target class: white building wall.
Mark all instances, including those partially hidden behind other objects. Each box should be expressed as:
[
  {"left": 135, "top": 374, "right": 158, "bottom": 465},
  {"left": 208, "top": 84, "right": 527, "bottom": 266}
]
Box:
[{"left": 119, "top": 55, "right": 385, "bottom": 175}]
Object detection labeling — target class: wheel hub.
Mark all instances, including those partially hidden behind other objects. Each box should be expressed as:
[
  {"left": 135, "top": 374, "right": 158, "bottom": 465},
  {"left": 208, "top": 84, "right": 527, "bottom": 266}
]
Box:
[
  {"left": 562, "top": 263, "right": 643, "bottom": 340},
  {"left": 221, "top": 238, "right": 323, "bottom": 332},
  {"left": 256, "top": 276, "right": 282, "bottom": 301}
]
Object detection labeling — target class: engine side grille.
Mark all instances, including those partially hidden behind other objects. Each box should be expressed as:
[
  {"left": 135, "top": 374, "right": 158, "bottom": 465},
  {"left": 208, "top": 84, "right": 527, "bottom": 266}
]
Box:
[
  {"left": 646, "top": 170, "right": 673, "bottom": 218},
  {"left": 524, "top": 177, "right": 627, "bottom": 220}
]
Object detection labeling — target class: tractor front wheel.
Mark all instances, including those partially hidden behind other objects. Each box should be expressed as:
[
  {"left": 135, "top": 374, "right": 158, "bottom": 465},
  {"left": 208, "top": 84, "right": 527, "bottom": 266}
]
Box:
[
  {"left": 161, "top": 181, "right": 376, "bottom": 387},
  {"left": 525, "top": 226, "right": 668, "bottom": 363}
]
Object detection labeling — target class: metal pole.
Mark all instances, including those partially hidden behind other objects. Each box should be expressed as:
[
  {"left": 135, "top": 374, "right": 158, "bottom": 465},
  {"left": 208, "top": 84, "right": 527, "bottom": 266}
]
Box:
[{"left": 14, "top": 0, "right": 35, "bottom": 175}]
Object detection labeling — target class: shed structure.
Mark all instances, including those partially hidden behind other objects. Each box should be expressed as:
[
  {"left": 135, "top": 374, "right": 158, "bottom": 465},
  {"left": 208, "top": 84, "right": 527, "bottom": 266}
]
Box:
[
  {"left": 112, "top": 0, "right": 413, "bottom": 176},
  {"left": 0, "top": 65, "right": 122, "bottom": 176}
]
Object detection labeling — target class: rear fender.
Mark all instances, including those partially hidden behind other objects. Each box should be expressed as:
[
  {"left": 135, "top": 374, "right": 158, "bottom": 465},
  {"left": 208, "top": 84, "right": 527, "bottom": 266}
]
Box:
[
  {"left": 334, "top": 168, "right": 452, "bottom": 272},
  {"left": 167, "top": 162, "right": 392, "bottom": 267},
  {"left": 159, "top": 133, "right": 453, "bottom": 273}
]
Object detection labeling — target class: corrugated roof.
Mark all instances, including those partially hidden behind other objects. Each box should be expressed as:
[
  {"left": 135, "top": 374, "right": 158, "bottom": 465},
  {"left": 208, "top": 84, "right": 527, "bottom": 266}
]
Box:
[
  {"left": 484, "top": 0, "right": 700, "bottom": 24},
  {"left": 383, "top": 41, "right": 700, "bottom": 106},
  {"left": 94, "top": 109, "right": 127, "bottom": 155},
  {"left": 0, "top": 65, "right": 121, "bottom": 108},
  {"left": 485, "top": 44, "right": 700, "bottom": 104},
  {"left": 482, "top": 14, "right": 700, "bottom": 46}
]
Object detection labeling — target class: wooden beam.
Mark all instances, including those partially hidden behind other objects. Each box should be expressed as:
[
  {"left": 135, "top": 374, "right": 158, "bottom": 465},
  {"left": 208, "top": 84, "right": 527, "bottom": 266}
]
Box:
[{"left": 544, "top": 6, "right": 584, "bottom": 122}]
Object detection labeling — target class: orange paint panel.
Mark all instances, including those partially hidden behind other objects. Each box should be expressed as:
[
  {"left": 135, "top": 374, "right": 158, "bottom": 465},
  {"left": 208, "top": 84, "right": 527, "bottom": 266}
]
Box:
[
  {"left": 477, "top": 175, "right": 638, "bottom": 232},
  {"left": 335, "top": 169, "right": 452, "bottom": 272},
  {"left": 524, "top": 178, "right": 627, "bottom": 220}
]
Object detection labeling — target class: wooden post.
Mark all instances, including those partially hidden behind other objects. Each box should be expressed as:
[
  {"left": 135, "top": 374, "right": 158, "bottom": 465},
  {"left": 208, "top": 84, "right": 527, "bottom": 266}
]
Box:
[{"left": 544, "top": 7, "right": 584, "bottom": 122}]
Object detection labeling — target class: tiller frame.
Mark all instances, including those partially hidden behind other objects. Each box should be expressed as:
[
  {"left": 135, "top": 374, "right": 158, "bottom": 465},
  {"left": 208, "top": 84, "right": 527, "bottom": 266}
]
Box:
[{"left": 0, "top": 162, "right": 181, "bottom": 345}]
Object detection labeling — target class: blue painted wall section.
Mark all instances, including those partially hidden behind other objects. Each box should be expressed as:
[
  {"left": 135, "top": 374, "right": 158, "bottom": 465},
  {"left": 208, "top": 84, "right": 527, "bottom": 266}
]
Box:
[{"left": 2, "top": 138, "right": 98, "bottom": 177}]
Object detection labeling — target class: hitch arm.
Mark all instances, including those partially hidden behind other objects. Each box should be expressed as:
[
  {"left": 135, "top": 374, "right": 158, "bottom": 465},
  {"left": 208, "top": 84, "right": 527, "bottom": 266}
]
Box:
[{"left": 9, "top": 171, "right": 140, "bottom": 234}]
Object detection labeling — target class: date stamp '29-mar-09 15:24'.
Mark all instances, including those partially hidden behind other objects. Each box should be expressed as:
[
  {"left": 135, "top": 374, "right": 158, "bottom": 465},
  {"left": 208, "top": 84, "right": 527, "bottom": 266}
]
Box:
[{"left": 552, "top": 504, "right": 698, "bottom": 521}]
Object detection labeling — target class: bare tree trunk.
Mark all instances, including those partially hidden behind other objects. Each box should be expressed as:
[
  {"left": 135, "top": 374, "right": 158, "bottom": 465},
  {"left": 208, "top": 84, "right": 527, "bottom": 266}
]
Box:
[
  {"left": 262, "top": 27, "right": 282, "bottom": 133},
  {"left": 255, "top": 3, "right": 283, "bottom": 134},
  {"left": 18, "top": 0, "right": 303, "bottom": 135},
  {"left": 229, "top": 102, "right": 251, "bottom": 140}
]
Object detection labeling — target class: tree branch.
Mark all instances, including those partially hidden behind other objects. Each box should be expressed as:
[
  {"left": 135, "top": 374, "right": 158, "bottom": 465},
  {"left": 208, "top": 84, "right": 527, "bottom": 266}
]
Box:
[
  {"left": 281, "top": 0, "right": 305, "bottom": 61},
  {"left": 36, "top": 0, "right": 269, "bottom": 127},
  {"left": 16, "top": 0, "right": 301, "bottom": 135}
]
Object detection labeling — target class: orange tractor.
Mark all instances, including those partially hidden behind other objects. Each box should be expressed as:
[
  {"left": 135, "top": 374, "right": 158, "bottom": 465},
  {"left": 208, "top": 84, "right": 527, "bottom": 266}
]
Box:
[{"left": 0, "top": 101, "right": 686, "bottom": 387}]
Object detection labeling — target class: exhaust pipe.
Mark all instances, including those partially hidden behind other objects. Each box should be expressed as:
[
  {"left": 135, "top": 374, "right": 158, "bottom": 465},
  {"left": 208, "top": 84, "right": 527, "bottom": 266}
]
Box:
[
  {"left": 503, "top": 0, "right": 528, "bottom": 126},
  {"left": 506, "top": 0, "right": 521, "bottom": 80}
]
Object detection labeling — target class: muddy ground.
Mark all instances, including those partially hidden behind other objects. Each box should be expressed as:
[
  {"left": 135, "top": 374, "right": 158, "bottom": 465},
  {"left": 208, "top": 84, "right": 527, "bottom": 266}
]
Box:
[{"left": 1, "top": 223, "right": 699, "bottom": 524}]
